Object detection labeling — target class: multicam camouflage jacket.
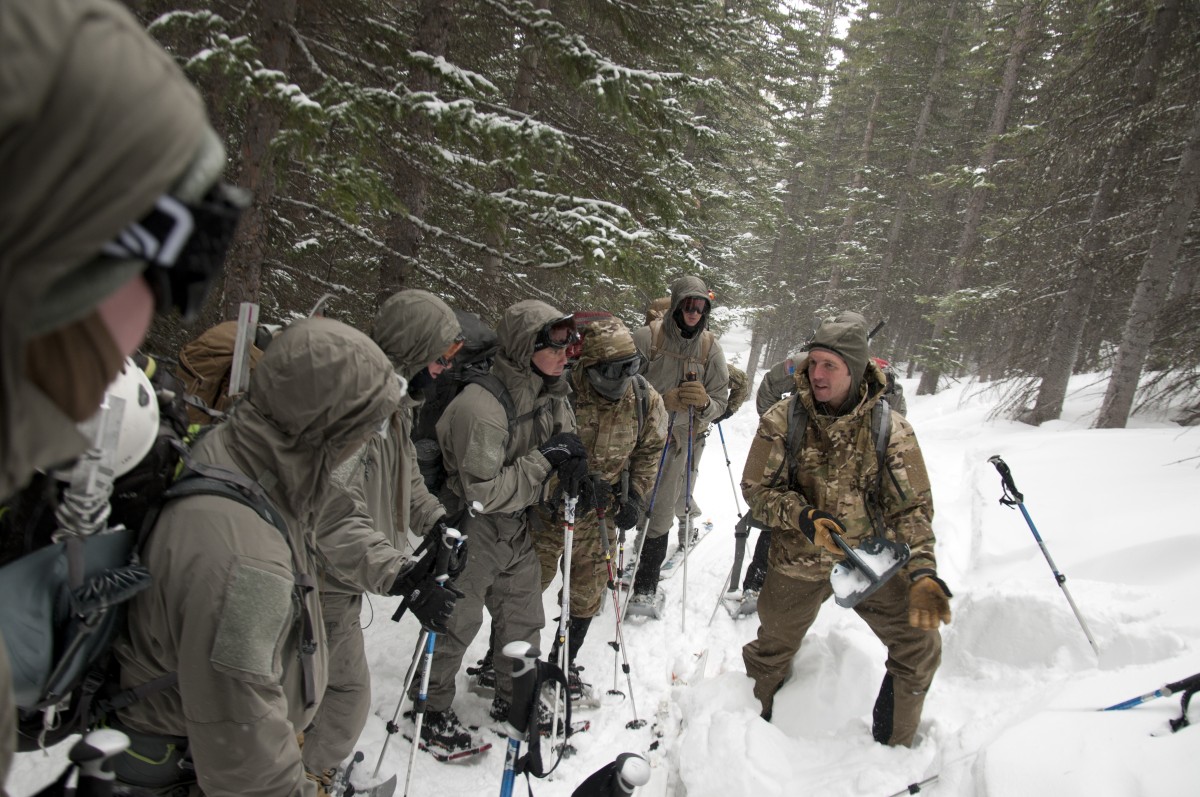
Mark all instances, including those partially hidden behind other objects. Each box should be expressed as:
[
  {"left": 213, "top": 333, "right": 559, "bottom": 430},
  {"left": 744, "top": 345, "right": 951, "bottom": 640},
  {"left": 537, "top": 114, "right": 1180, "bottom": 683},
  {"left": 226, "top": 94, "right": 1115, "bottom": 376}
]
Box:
[
  {"left": 740, "top": 362, "right": 936, "bottom": 582},
  {"left": 569, "top": 370, "right": 667, "bottom": 506}
]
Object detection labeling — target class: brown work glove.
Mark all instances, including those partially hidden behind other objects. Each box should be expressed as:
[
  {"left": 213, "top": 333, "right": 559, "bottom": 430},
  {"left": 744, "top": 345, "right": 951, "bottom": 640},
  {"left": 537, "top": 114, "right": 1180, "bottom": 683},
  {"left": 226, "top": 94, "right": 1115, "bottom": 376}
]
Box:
[
  {"left": 662, "top": 380, "right": 709, "bottom": 413},
  {"left": 907, "top": 574, "right": 952, "bottom": 630},
  {"left": 796, "top": 506, "right": 844, "bottom": 556}
]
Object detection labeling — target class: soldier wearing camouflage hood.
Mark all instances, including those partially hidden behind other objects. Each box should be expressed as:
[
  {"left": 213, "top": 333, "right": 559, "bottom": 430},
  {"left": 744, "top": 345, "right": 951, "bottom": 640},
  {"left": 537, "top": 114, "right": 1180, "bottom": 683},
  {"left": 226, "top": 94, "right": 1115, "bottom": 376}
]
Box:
[
  {"left": 740, "top": 311, "right": 950, "bottom": 747},
  {"left": 532, "top": 317, "right": 667, "bottom": 691},
  {"left": 303, "top": 290, "right": 464, "bottom": 790},
  {"left": 628, "top": 276, "right": 729, "bottom": 614},
  {"left": 1, "top": 0, "right": 245, "bottom": 788},
  {"left": 411, "top": 300, "right": 587, "bottom": 756},
  {"left": 109, "top": 319, "right": 402, "bottom": 795}
]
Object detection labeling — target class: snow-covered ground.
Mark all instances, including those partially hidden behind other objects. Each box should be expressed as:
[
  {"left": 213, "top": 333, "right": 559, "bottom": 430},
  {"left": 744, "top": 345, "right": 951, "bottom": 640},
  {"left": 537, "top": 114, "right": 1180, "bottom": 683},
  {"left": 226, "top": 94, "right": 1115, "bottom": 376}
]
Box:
[{"left": 9, "top": 318, "right": 1199, "bottom": 796}]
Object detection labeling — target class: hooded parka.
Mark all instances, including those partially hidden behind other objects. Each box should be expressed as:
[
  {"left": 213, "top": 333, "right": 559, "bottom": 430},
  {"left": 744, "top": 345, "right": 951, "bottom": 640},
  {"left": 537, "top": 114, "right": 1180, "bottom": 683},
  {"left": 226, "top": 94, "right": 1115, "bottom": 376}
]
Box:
[
  {"left": 0, "top": 0, "right": 220, "bottom": 788},
  {"left": 111, "top": 319, "right": 401, "bottom": 797},
  {"left": 416, "top": 300, "right": 576, "bottom": 710},
  {"left": 629, "top": 276, "right": 729, "bottom": 595},
  {"left": 0, "top": 0, "right": 212, "bottom": 502},
  {"left": 304, "top": 290, "right": 460, "bottom": 775}
]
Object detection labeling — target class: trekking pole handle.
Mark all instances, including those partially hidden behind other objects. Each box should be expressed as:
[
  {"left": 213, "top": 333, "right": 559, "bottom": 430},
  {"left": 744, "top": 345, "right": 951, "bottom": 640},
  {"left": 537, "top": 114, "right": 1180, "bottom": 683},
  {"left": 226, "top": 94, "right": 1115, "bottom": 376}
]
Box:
[
  {"left": 867, "top": 319, "right": 886, "bottom": 340},
  {"left": 988, "top": 455, "right": 1024, "bottom": 504}
]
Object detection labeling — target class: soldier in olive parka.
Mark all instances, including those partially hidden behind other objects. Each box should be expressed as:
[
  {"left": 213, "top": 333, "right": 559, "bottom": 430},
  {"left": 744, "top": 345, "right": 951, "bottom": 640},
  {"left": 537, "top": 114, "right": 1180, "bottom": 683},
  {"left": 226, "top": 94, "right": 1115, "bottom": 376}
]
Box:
[
  {"left": 740, "top": 311, "right": 950, "bottom": 747},
  {"left": 533, "top": 318, "right": 667, "bottom": 677},
  {"left": 411, "top": 300, "right": 587, "bottom": 755},
  {"left": 628, "top": 277, "right": 729, "bottom": 611},
  {"left": 110, "top": 318, "right": 402, "bottom": 796},
  {"left": 304, "top": 290, "right": 463, "bottom": 789}
]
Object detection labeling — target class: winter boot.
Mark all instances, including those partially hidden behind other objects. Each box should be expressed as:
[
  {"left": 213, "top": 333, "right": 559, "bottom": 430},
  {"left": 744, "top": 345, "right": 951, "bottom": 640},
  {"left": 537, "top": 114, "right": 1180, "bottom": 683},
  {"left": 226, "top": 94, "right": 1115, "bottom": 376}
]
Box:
[
  {"left": 419, "top": 707, "right": 475, "bottom": 753},
  {"left": 632, "top": 534, "right": 669, "bottom": 595}
]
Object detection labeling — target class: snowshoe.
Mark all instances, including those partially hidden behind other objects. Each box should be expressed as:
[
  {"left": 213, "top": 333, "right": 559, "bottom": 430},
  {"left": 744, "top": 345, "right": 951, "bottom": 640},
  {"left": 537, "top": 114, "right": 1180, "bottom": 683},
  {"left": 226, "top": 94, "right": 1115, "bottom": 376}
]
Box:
[
  {"left": 403, "top": 707, "right": 492, "bottom": 762},
  {"left": 488, "top": 695, "right": 590, "bottom": 739},
  {"left": 659, "top": 519, "right": 714, "bottom": 580},
  {"left": 625, "top": 590, "right": 666, "bottom": 620},
  {"left": 720, "top": 588, "right": 759, "bottom": 619}
]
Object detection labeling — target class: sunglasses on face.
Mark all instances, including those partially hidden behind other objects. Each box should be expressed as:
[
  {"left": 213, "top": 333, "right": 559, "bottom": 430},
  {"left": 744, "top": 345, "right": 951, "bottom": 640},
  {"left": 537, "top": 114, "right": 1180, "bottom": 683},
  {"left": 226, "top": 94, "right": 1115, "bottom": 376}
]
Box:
[
  {"left": 534, "top": 315, "right": 580, "bottom": 351},
  {"left": 680, "top": 297, "right": 708, "bottom": 314},
  {"left": 590, "top": 355, "right": 642, "bottom": 382},
  {"left": 436, "top": 334, "right": 466, "bottom": 368}
]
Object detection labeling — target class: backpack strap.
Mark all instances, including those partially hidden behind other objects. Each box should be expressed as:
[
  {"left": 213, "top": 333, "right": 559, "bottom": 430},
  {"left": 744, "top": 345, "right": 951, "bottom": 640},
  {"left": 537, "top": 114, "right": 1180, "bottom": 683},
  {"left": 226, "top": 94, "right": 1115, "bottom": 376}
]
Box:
[
  {"left": 468, "top": 373, "right": 549, "bottom": 438},
  {"left": 631, "top": 374, "right": 649, "bottom": 439},
  {"left": 647, "top": 319, "right": 715, "bottom": 373}
]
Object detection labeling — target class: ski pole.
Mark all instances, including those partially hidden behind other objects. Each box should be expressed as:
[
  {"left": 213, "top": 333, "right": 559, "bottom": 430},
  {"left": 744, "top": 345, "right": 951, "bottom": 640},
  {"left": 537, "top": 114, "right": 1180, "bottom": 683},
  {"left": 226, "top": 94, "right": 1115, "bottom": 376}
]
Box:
[
  {"left": 374, "top": 628, "right": 428, "bottom": 779},
  {"left": 681, "top": 398, "right": 696, "bottom": 634},
  {"left": 69, "top": 728, "right": 129, "bottom": 797},
  {"left": 598, "top": 511, "right": 643, "bottom": 728},
  {"left": 402, "top": 630, "right": 438, "bottom": 797},
  {"left": 620, "top": 414, "right": 673, "bottom": 619},
  {"left": 708, "top": 514, "right": 752, "bottom": 626},
  {"left": 333, "top": 751, "right": 363, "bottom": 797},
  {"left": 550, "top": 484, "right": 579, "bottom": 756},
  {"left": 989, "top": 455, "right": 1100, "bottom": 658},
  {"left": 884, "top": 774, "right": 938, "bottom": 796},
  {"left": 715, "top": 422, "right": 743, "bottom": 518},
  {"left": 499, "top": 641, "right": 540, "bottom": 797},
  {"left": 1101, "top": 672, "right": 1200, "bottom": 711}
]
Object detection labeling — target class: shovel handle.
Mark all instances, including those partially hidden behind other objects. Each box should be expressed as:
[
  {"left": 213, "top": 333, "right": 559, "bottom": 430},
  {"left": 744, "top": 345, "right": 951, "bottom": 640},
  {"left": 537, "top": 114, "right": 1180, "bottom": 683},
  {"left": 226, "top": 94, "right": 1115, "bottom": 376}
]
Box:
[{"left": 830, "top": 531, "right": 881, "bottom": 584}]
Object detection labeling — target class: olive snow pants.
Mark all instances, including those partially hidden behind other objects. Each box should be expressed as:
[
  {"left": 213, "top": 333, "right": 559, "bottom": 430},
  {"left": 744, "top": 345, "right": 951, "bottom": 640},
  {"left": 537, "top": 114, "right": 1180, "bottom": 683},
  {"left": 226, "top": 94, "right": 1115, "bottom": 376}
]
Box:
[
  {"left": 303, "top": 592, "right": 370, "bottom": 773},
  {"left": 414, "top": 511, "right": 544, "bottom": 712},
  {"left": 742, "top": 568, "right": 941, "bottom": 747}
]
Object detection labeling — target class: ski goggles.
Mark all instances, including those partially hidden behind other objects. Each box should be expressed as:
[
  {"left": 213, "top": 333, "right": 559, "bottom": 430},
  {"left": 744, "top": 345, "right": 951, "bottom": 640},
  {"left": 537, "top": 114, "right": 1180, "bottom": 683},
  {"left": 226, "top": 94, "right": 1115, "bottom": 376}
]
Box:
[
  {"left": 533, "top": 314, "right": 580, "bottom": 352},
  {"left": 435, "top": 333, "right": 467, "bottom": 368},
  {"left": 589, "top": 354, "right": 642, "bottom": 382},
  {"left": 679, "top": 297, "right": 708, "bottom": 315},
  {"left": 102, "top": 181, "right": 252, "bottom": 323}
]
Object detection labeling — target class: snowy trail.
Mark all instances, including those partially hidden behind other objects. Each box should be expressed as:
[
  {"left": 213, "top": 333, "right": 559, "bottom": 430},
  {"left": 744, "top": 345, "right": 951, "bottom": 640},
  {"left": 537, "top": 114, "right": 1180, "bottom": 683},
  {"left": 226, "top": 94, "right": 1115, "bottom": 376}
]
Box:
[{"left": 9, "top": 318, "right": 1199, "bottom": 797}]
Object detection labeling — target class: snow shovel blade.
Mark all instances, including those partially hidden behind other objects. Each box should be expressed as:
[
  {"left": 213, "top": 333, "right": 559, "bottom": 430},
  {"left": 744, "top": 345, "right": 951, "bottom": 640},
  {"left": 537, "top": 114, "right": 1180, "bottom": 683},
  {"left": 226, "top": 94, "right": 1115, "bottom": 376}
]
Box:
[
  {"left": 355, "top": 773, "right": 397, "bottom": 797},
  {"left": 830, "top": 534, "right": 910, "bottom": 609}
]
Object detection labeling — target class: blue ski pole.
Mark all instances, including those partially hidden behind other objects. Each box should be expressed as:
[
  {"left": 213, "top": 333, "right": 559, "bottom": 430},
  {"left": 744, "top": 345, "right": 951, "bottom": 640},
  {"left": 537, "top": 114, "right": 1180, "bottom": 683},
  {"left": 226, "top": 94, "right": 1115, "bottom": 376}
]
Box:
[
  {"left": 989, "top": 455, "right": 1100, "bottom": 659},
  {"left": 1102, "top": 672, "right": 1200, "bottom": 711}
]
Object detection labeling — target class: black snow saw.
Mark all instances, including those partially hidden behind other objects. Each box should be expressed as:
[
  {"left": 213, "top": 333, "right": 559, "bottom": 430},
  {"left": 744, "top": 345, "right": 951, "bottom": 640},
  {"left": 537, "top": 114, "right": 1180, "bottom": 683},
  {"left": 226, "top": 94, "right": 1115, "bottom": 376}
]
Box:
[{"left": 829, "top": 530, "right": 910, "bottom": 608}]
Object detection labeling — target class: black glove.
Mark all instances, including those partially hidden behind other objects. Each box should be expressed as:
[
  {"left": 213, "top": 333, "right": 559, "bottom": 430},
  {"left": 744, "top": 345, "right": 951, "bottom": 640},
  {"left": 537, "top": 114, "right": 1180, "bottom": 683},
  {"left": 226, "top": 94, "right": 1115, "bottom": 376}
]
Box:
[
  {"left": 556, "top": 456, "right": 590, "bottom": 500},
  {"left": 613, "top": 488, "right": 642, "bottom": 530},
  {"left": 538, "top": 432, "right": 587, "bottom": 469},
  {"left": 715, "top": 406, "right": 734, "bottom": 423},
  {"left": 389, "top": 555, "right": 459, "bottom": 633},
  {"left": 579, "top": 474, "right": 612, "bottom": 516}
]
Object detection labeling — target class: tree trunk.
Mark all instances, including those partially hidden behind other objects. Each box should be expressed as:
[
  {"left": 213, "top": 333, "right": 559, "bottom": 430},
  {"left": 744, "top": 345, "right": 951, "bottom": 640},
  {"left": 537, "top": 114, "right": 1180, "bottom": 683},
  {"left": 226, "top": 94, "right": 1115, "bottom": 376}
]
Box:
[
  {"left": 222, "top": 0, "right": 299, "bottom": 319},
  {"left": 1095, "top": 102, "right": 1200, "bottom": 428},
  {"left": 1029, "top": 0, "right": 1180, "bottom": 423},
  {"left": 379, "top": 0, "right": 457, "bottom": 301},
  {"left": 823, "top": 87, "right": 882, "bottom": 306},
  {"left": 745, "top": 321, "right": 766, "bottom": 384},
  {"left": 873, "top": 0, "right": 959, "bottom": 318},
  {"left": 479, "top": 0, "right": 551, "bottom": 288},
  {"left": 917, "top": 0, "right": 1035, "bottom": 395}
]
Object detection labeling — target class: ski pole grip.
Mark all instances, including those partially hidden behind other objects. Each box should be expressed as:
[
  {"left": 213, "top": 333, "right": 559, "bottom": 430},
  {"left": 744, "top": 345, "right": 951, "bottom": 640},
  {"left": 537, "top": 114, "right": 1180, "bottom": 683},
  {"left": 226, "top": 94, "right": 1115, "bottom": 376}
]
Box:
[{"left": 988, "top": 455, "right": 1023, "bottom": 502}]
